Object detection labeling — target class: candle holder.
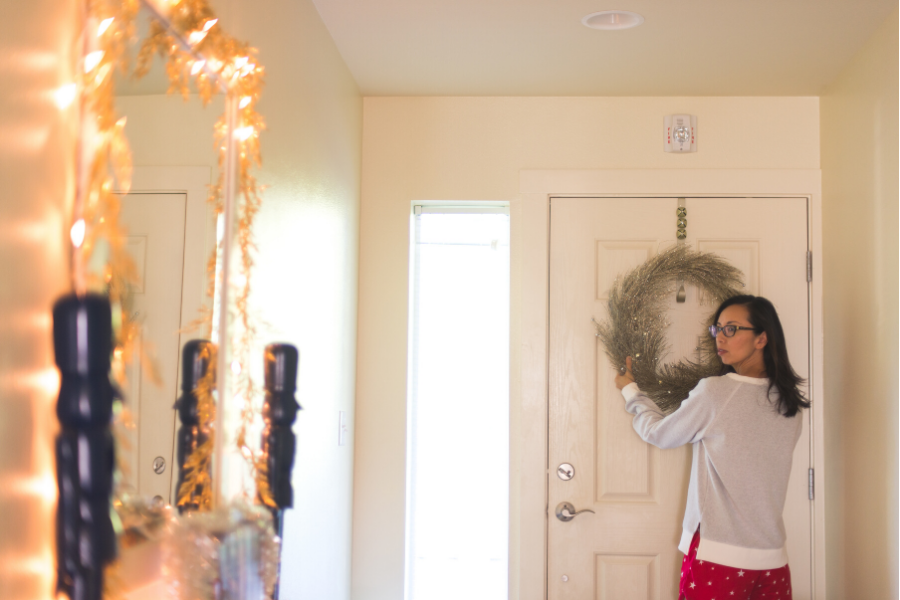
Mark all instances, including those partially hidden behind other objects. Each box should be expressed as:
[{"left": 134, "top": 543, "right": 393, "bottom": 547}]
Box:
[
  {"left": 53, "top": 294, "right": 118, "bottom": 600},
  {"left": 175, "top": 340, "right": 216, "bottom": 513},
  {"left": 261, "top": 343, "right": 301, "bottom": 512}
]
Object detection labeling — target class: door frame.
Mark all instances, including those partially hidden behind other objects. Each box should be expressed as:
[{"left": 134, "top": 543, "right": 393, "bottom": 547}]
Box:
[
  {"left": 123, "top": 166, "right": 215, "bottom": 503},
  {"left": 509, "top": 169, "right": 825, "bottom": 600}
]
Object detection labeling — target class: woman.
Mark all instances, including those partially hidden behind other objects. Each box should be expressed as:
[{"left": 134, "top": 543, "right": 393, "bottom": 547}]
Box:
[{"left": 614, "top": 295, "right": 809, "bottom": 600}]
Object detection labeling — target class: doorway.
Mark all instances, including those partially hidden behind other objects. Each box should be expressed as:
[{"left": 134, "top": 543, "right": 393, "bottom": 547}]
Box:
[
  {"left": 546, "top": 197, "right": 811, "bottom": 599},
  {"left": 509, "top": 168, "right": 825, "bottom": 600},
  {"left": 115, "top": 166, "right": 215, "bottom": 504}
]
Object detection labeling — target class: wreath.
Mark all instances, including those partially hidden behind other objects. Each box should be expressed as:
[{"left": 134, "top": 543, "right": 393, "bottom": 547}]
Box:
[{"left": 594, "top": 245, "right": 744, "bottom": 413}]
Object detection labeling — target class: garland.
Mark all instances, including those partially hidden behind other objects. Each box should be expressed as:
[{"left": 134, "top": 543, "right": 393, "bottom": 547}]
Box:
[{"left": 594, "top": 245, "right": 744, "bottom": 413}]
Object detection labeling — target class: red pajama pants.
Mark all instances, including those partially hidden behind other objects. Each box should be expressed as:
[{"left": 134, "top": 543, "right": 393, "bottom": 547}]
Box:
[{"left": 680, "top": 530, "right": 792, "bottom": 600}]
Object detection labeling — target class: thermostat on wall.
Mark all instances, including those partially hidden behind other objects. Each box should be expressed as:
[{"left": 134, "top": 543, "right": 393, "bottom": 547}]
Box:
[{"left": 665, "top": 115, "right": 697, "bottom": 153}]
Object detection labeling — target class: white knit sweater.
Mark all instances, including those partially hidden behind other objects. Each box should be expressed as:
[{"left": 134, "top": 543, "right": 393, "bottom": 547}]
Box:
[{"left": 621, "top": 373, "right": 802, "bottom": 570}]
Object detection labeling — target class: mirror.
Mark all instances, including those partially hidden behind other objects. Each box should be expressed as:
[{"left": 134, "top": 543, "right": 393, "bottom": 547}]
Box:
[{"left": 111, "top": 3, "right": 237, "bottom": 506}]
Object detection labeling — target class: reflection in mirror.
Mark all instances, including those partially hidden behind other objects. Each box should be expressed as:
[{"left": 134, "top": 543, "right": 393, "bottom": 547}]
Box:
[
  {"left": 115, "top": 168, "right": 216, "bottom": 503},
  {"left": 111, "top": 5, "right": 225, "bottom": 507},
  {"left": 113, "top": 0, "right": 257, "bottom": 507},
  {"left": 118, "top": 191, "right": 187, "bottom": 503}
]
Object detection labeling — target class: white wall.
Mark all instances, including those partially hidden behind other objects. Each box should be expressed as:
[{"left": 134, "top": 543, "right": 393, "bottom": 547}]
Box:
[
  {"left": 821, "top": 9, "right": 899, "bottom": 600},
  {"left": 354, "top": 96, "right": 820, "bottom": 599},
  {"left": 119, "top": 0, "right": 362, "bottom": 596},
  {"left": 0, "top": 0, "right": 77, "bottom": 598}
]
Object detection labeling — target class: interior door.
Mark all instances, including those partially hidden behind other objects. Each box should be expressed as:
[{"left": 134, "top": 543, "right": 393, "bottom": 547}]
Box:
[
  {"left": 547, "top": 197, "right": 811, "bottom": 600},
  {"left": 118, "top": 192, "right": 188, "bottom": 504}
]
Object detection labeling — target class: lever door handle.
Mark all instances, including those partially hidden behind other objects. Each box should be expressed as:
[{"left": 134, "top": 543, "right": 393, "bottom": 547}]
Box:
[{"left": 555, "top": 501, "right": 595, "bottom": 522}]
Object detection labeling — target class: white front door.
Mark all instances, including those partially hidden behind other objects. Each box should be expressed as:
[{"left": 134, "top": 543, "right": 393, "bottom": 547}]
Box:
[
  {"left": 118, "top": 192, "right": 188, "bottom": 504},
  {"left": 547, "top": 197, "right": 811, "bottom": 600}
]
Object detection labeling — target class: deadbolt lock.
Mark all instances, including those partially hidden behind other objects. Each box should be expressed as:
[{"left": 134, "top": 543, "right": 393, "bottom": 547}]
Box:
[{"left": 557, "top": 463, "right": 575, "bottom": 481}]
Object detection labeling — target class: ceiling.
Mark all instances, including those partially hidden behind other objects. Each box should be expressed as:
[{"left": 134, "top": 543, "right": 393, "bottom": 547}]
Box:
[
  {"left": 117, "top": 0, "right": 896, "bottom": 97},
  {"left": 310, "top": 0, "right": 896, "bottom": 96}
]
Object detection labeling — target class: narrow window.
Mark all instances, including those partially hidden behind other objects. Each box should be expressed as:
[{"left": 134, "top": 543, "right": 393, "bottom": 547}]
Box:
[{"left": 406, "top": 206, "right": 510, "bottom": 600}]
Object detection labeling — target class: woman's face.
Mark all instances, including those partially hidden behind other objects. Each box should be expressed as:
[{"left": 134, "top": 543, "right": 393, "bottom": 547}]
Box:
[{"left": 715, "top": 304, "right": 768, "bottom": 374}]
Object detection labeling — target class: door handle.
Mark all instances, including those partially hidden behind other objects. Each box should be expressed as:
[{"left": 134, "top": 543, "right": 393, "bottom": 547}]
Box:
[{"left": 555, "top": 501, "right": 595, "bottom": 522}]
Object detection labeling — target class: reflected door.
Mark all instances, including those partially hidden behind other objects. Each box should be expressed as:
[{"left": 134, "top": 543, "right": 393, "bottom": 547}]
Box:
[
  {"left": 547, "top": 197, "right": 812, "bottom": 600},
  {"left": 119, "top": 192, "right": 187, "bottom": 503}
]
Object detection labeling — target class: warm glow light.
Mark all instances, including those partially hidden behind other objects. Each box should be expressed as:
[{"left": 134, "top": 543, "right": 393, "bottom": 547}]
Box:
[
  {"left": 53, "top": 83, "right": 77, "bottom": 109},
  {"left": 234, "top": 56, "right": 249, "bottom": 69},
  {"left": 202, "top": 18, "right": 218, "bottom": 32},
  {"left": 24, "top": 311, "right": 52, "bottom": 332},
  {"left": 0, "top": 124, "right": 51, "bottom": 152},
  {"left": 0, "top": 367, "right": 60, "bottom": 396},
  {"left": 239, "top": 96, "right": 252, "bottom": 109},
  {"left": 3, "top": 474, "right": 58, "bottom": 504},
  {"left": 97, "top": 17, "right": 114, "bottom": 36},
  {"left": 84, "top": 50, "right": 105, "bottom": 73},
  {"left": 1, "top": 553, "right": 55, "bottom": 578},
  {"left": 70, "top": 219, "right": 85, "bottom": 248},
  {"left": 191, "top": 60, "right": 206, "bottom": 75},
  {"left": 234, "top": 126, "right": 254, "bottom": 141},
  {"left": 231, "top": 360, "right": 241, "bottom": 375},
  {"left": 188, "top": 30, "right": 208, "bottom": 45},
  {"left": 94, "top": 62, "right": 112, "bottom": 85}
]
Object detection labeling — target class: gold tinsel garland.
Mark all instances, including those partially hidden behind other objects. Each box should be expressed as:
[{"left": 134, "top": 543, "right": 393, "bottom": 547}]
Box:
[{"left": 594, "top": 245, "right": 745, "bottom": 413}]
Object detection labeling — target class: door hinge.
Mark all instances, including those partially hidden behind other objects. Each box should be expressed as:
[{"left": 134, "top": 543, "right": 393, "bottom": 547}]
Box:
[
  {"left": 808, "top": 468, "right": 815, "bottom": 500},
  {"left": 806, "top": 251, "right": 813, "bottom": 282}
]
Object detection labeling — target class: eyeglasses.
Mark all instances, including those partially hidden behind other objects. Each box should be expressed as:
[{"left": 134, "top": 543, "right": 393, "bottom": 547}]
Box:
[{"left": 708, "top": 324, "right": 757, "bottom": 338}]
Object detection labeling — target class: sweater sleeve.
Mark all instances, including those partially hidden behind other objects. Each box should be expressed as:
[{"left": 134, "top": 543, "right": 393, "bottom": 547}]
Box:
[{"left": 620, "top": 378, "right": 721, "bottom": 449}]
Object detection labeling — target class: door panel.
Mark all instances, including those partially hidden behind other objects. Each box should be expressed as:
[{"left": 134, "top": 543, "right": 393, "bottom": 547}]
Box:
[
  {"left": 119, "top": 192, "right": 188, "bottom": 504},
  {"left": 548, "top": 197, "right": 811, "bottom": 600}
]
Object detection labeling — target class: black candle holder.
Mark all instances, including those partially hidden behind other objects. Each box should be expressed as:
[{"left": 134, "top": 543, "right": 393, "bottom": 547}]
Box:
[
  {"left": 175, "top": 339, "right": 216, "bottom": 513},
  {"left": 261, "top": 343, "right": 301, "bottom": 511},
  {"left": 53, "top": 294, "right": 118, "bottom": 600}
]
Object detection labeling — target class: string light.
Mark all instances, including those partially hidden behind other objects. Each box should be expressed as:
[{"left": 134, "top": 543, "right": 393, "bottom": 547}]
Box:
[
  {"left": 53, "top": 83, "right": 77, "bottom": 109},
  {"left": 70, "top": 219, "right": 85, "bottom": 248},
  {"left": 188, "top": 30, "right": 208, "bottom": 45},
  {"left": 234, "top": 126, "right": 254, "bottom": 141},
  {"left": 239, "top": 96, "right": 251, "bottom": 109},
  {"left": 83, "top": 50, "right": 105, "bottom": 72},
  {"left": 97, "top": 17, "right": 115, "bottom": 36},
  {"left": 191, "top": 60, "right": 206, "bottom": 75}
]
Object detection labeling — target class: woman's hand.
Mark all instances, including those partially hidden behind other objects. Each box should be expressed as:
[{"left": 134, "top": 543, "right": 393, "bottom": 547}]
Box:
[{"left": 614, "top": 356, "right": 635, "bottom": 390}]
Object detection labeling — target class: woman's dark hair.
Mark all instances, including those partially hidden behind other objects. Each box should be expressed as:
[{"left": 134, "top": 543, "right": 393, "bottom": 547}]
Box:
[{"left": 713, "top": 294, "right": 810, "bottom": 417}]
